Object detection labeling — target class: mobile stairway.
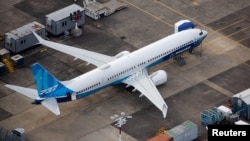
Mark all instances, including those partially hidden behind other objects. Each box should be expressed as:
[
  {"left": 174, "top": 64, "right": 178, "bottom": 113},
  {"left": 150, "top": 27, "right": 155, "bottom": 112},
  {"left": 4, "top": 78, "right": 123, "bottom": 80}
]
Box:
[{"left": 2, "top": 57, "right": 14, "bottom": 73}]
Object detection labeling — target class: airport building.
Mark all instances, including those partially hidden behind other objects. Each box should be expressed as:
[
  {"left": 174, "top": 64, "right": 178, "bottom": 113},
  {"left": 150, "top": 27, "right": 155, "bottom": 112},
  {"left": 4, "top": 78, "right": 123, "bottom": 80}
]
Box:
[
  {"left": 4, "top": 21, "right": 45, "bottom": 54},
  {"left": 45, "top": 4, "right": 85, "bottom": 36}
]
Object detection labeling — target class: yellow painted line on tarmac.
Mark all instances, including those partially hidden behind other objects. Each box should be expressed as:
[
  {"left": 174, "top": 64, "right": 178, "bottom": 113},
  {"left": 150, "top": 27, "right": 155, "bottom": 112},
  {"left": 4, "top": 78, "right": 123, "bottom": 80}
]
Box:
[
  {"left": 192, "top": 1, "right": 200, "bottom": 6},
  {"left": 205, "top": 25, "right": 249, "bottom": 47},
  {"left": 122, "top": 0, "right": 249, "bottom": 60},
  {"left": 122, "top": 0, "right": 173, "bottom": 27},
  {"left": 151, "top": 0, "right": 249, "bottom": 48},
  {"left": 237, "top": 36, "right": 250, "bottom": 43},
  {"left": 197, "top": 19, "right": 248, "bottom": 49},
  {"left": 203, "top": 30, "right": 249, "bottom": 49},
  {"left": 122, "top": 0, "right": 233, "bottom": 48},
  {"left": 152, "top": 0, "right": 207, "bottom": 28},
  {"left": 195, "top": 17, "right": 245, "bottom": 37},
  {"left": 215, "top": 18, "right": 245, "bottom": 32},
  {"left": 227, "top": 26, "right": 250, "bottom": 37},
  {"left": 202, "top": 37, "right": 222, "bottom": 47}
]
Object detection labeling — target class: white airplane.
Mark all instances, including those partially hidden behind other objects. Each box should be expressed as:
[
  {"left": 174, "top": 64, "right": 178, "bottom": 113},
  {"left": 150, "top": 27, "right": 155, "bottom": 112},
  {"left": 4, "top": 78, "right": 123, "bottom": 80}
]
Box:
[{"left": 5, "top": 22, "right": 207, "bottom": 118}]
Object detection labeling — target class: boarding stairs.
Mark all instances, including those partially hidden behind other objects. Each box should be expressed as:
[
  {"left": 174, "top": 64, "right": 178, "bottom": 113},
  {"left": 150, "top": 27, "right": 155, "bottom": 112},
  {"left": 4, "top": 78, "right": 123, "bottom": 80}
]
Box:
[{"left": 2, "top": 57, "right": 14, "bottom": 73}]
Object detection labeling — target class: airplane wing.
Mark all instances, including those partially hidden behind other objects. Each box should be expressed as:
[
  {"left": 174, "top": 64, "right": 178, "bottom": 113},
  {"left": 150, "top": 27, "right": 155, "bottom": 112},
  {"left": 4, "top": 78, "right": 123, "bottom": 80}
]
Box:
[
  {"left": 122, "top": 69, "right": 168, "bottom": 118},
  {"left": 33, "top": 32, "right": 115, "bottom": 67}
]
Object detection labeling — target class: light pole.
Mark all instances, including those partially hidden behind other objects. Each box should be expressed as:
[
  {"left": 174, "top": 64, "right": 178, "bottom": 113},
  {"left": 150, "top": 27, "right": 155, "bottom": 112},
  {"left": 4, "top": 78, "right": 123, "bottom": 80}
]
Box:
[
  {"left": 70, "top": 10, "right": 82, "bottom": 37},
  {"left": 110, "top": 112, "right": 132, "bottom": 141},
  {"left": 70, "top": 10, "right": 81, "bottom": 30}
]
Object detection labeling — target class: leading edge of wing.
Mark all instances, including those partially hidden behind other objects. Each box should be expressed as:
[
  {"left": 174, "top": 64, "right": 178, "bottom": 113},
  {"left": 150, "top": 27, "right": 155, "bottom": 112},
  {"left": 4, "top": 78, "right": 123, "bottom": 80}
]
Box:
[
  {"left": 123, "top": 69, "right": 168, "bottom": 118},
  {"left": 33, "top": 32, "right": 115, "bottom": 67}
]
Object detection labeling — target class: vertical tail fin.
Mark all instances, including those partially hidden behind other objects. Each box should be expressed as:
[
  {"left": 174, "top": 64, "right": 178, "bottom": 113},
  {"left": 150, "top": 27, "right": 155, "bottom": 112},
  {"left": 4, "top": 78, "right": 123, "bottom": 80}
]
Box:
[{"left": 31, "top": 63, "right": 74, "bottom": 98}]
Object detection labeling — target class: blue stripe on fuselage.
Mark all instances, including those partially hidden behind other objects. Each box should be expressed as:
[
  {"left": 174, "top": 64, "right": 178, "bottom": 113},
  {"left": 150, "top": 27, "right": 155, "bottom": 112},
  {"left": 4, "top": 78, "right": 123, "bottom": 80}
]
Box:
[
  {"left": 72, "top": 37, "right": 204, "bottom": 100},
  {"left": 75, "top": 76, "right": 130, "bottom": 99},
  {"left": 146, "top": 38, "right": 203, "bottom": 69}
]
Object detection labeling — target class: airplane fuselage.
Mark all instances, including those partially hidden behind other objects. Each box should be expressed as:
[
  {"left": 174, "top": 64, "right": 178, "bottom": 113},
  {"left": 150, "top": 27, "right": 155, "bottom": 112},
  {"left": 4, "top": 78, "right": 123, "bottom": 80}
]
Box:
[{"left": 33, "top": 28, "right": 207, "bottom": 104}]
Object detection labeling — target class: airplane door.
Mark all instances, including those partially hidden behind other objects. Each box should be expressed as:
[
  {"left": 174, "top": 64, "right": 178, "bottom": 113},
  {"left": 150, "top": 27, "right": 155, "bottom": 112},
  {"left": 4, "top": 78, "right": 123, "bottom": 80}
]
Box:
[
  {"left": 193, "top": 38, "right": 201, "bottom": 47},
  {"left": 101, "top": 77, "right": 106, "bottom": 85},
  {"left": 71, "top": 92, "right": 77, "bottom": 100}
]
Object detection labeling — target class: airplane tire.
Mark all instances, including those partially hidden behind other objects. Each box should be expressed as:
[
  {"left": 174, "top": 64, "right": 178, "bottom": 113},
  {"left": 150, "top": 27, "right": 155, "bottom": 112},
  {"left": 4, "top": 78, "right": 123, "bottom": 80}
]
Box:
[{"left": 189, "top": 49, "right": 194, "bottom": 54}]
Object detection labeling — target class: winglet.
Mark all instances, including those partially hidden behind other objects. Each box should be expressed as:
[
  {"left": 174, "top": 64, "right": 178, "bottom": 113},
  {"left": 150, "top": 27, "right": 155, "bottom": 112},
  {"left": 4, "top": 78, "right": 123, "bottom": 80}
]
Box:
[{"left": 162, "top": 104, "right": 168, "bottom": 119}]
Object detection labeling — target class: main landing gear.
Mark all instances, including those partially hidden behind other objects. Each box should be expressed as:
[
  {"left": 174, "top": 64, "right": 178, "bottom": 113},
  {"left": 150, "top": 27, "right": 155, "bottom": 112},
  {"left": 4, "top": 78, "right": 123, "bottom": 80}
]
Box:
[
  {"left": 174, "top": 49, "right": 194, "bottom": 66},
  {"left": 174, "top": 56, "right": 186, "bottom": 66},
  {"left": 189, "top": 49, "right": 194, "bottom": 54}
]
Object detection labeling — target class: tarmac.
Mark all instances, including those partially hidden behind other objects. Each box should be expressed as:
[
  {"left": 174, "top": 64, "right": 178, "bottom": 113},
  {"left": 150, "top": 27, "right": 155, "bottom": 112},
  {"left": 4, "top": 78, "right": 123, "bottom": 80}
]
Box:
[{"left": 0, "top": 0, "right": 250, "bottom": 141}]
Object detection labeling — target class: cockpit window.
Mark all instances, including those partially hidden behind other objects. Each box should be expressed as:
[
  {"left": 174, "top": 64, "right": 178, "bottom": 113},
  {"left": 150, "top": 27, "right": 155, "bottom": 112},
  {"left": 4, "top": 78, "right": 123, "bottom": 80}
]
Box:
[
  {"left": 199, "top": 30, "right": 203, "bottom": 35},
  {"left": 199, "top": 31, "right": 203, "bottom": 35}
]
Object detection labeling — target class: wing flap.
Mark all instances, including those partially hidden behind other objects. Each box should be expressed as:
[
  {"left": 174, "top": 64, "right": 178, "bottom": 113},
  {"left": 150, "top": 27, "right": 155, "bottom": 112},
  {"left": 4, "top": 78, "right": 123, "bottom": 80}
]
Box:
[{"left": 123, "top": 69, "right": 168, "bottom": 118}]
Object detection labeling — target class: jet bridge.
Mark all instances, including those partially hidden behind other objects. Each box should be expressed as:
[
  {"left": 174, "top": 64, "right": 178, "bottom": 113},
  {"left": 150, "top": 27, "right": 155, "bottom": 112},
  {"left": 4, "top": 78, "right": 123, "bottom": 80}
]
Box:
[{"left": 83, "top": 0, "right": 127, "bottom": 20}]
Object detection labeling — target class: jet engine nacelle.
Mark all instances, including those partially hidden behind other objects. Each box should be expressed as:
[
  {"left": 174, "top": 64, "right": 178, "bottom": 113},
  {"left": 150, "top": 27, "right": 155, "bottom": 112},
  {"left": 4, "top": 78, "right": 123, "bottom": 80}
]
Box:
[
  {"left": 125, "top": 70, "right": 167, "bottom": 93},
  {"left": 149, "top": 70, "right": 167, "bottom": 86},
  {"left": 114, "top": 51, "right": 130, "bottom": 58}
]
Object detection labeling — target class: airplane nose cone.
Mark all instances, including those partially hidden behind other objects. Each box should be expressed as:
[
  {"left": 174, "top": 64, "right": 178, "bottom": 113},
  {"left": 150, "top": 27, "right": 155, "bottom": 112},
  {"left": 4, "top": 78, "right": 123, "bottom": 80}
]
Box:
[
  {"left": 202, "top": 30, "right": 208, "bottom": 36},
  {"left": 201, "top": 30, "right": 208, "bottom": 39},
  {"left": 203, "top": 30, "right": 208, "bottom": 37}
]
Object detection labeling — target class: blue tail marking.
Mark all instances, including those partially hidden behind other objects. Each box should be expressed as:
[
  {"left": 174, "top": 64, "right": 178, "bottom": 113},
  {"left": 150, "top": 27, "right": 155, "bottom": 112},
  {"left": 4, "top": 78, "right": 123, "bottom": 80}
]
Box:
[{"left": 31, "top": 63, "right": 74, "bottom": 98}]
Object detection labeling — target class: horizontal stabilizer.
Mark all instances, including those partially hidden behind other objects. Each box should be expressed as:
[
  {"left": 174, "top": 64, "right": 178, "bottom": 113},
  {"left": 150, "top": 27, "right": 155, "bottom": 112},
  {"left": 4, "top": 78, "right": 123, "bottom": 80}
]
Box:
[
  {"left": 5, "top": 84, "right": 37, "bottom": 99},
  {"left": 41, "top": 98, "right": 60, "bottom": 115}
]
